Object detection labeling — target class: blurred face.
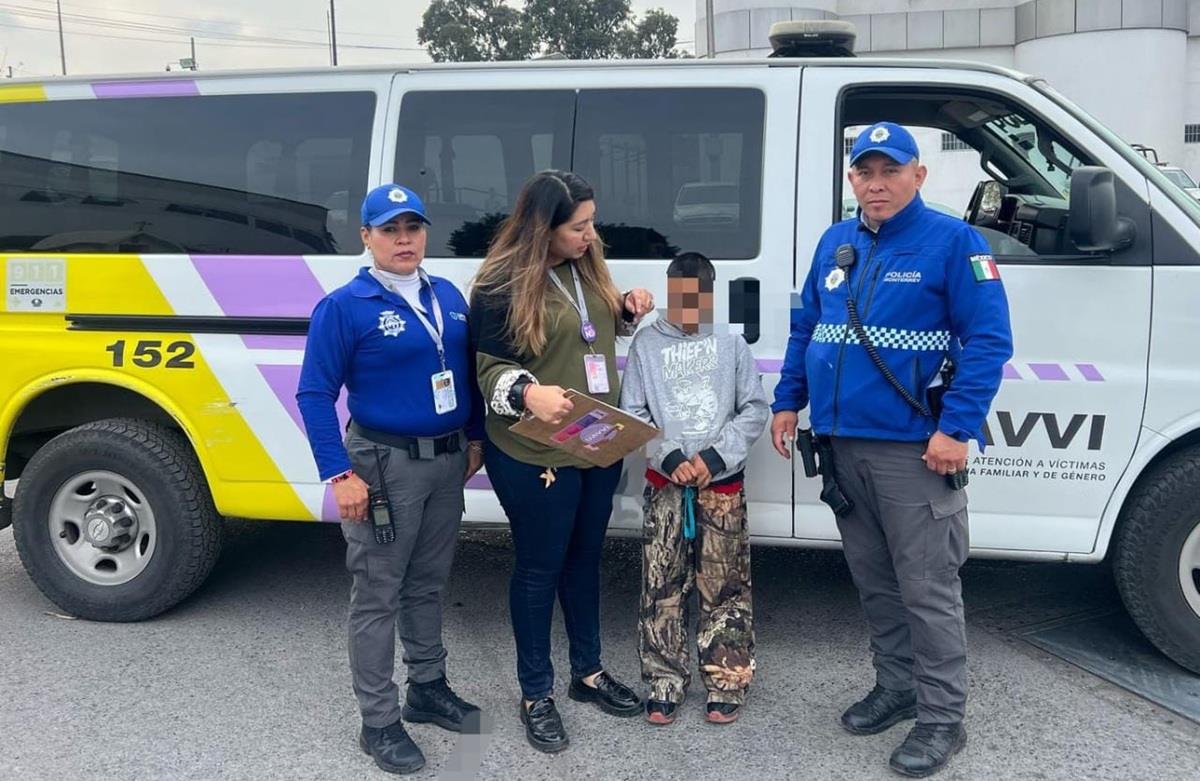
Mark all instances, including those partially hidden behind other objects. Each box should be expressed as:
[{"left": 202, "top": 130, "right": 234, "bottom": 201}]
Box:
[
  {"left": 667, "top": 276, "right": 713, "bottom": 335},
  {"left": 548, "top": 200, "right": 597, "bottom": 264},
  {"left": 848, "top": 154, "right": 927, "bottom": 225},
  {"left": 361, "top": 214, "right": 427, "bottom": 275}
]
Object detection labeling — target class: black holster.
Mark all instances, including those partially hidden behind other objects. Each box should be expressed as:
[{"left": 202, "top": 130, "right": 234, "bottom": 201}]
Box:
[{"left": 796, "top": 428, "right": 854, "bottom": 517}]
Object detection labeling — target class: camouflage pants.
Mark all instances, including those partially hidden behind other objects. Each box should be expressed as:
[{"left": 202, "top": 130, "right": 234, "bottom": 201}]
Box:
[{"left": 639, "top": 482, "right": 755, "bottom": 705}]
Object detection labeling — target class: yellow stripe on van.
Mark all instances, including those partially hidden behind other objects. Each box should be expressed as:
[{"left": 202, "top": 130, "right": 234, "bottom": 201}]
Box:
[
  {"left": 0, "top": 85, "right": 47, "bottom": 103},
  {"left": 0, "top": 254, "right": 315, "bottom": 521}
]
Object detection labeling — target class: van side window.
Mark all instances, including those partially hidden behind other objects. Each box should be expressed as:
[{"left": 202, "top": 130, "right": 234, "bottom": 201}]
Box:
[
  {"left": 395, "top": 90, "right": 575, "bottom": 257},
  {"left": 838, "top": 89, "right": 1149, "bottom": 264},
  {"left": 0, "top": 92, "right": 375, "bottom": 255},
  {"left": 574, "top": 88, "right": 765, "bottom": 260}
]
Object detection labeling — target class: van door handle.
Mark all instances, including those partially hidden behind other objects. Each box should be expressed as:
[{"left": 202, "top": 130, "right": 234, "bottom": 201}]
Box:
[{"left": 728, "top": 276, "right": 760, "bottom": 344}]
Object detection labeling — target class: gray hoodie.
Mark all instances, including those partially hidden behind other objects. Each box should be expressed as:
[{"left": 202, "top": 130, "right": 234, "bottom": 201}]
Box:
[{"left": 620, "top": 318, "right": 769, "bottom": 482}]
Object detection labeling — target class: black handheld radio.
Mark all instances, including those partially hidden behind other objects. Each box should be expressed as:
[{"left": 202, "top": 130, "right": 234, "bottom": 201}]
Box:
[{"left": 369, "top": 447, "right": 395, "bottom": 545}]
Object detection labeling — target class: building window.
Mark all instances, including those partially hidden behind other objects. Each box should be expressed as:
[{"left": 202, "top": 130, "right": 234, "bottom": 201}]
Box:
[
  {"left": 1185, "top": 124, "right": 1200, "bottom": 144},
  {"left": 941, "top": 132, "right": 971, "bottom": 152},
  {"left": 843, "top": 136, "right": 855, "bottom": 156}
]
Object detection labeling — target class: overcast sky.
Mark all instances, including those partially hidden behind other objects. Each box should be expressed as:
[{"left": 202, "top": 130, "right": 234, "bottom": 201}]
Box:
[{"left": 0, "top": 0, "right": 699, "bottom": 78}]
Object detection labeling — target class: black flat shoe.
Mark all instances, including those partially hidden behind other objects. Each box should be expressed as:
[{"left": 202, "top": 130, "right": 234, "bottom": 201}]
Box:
[
  {"left": 403, "top": 677, "right": 482, "bottom": 734},
  {"left": 889, "top": 722, "right": 967, "bottom": 778},
  {"left": 840, "top": 684, "right": 918, "bottom": 735},
  {"left": 359, "top": 719, "right": 426, "bottom": 775},
  {"left": 519, "top": 697, "right": 570, "bottom": 754},
  {"left": 567, "top": 671, "right": 642, "bottom": 717}
]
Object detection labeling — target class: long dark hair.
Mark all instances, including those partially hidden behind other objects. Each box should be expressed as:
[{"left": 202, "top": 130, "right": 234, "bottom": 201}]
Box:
[{"left": 473, "top": 170, "right": 621, "bottom": 357}]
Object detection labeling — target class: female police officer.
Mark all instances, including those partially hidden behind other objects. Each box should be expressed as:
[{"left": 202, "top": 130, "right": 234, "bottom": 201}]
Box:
[{"left": 298, "top": 184, "right": 484, "bottom": 775}]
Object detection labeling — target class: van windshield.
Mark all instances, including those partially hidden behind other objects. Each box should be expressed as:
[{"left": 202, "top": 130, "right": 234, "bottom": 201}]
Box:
[
  {"left": 982, "top": 112, "right": 1082, "bottom": 199},
  {"left": 1033, "top": 80, "right": 1200, "bottom": 227}
]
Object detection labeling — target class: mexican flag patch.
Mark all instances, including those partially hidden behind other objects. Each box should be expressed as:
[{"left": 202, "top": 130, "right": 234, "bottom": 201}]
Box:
[{"left": 969, "top": 254, "right": 1000, "bottom": 282}]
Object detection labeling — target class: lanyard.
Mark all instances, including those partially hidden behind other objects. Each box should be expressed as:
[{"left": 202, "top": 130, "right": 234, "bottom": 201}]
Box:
[
  {"left": 547, "top": 262, "right": 598, "bottom": 347},
  {"left": 374, "top": 268, "right": 447, "bottom": 370}
]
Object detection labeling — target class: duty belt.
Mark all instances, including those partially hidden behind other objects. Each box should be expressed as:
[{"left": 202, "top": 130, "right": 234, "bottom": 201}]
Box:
[{"left": 349, "top": 421, "right": 462, "bottom": 460}]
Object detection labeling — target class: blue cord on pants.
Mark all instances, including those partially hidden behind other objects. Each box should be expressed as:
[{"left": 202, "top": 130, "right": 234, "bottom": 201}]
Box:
[{"left": 682, "top": 485, "right": 697, "bottom": 541}]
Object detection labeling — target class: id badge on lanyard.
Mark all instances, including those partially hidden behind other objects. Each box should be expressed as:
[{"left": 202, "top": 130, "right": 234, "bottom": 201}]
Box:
[
  {"left": 549, "top": 265, "right": 609, "bottom": 395},
  {"left": 407, "top": 271, "right": 458, "bottom": 415}
]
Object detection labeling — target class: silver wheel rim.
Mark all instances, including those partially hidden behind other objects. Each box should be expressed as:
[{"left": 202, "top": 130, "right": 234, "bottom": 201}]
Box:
[
  {"left": 48, "top": 470, "right": 157, "bottom": 587},
  {"left": 1180, "top": 519, "right": 1200, "bottom": 620}
]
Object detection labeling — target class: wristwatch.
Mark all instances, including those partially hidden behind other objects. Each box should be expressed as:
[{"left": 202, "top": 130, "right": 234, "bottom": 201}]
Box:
[
  {"left": 330, "top": 469, "right": 355, "bottom": 484},
  {"left": 508, "top": 380, "right": 531, "bottom": 412}
]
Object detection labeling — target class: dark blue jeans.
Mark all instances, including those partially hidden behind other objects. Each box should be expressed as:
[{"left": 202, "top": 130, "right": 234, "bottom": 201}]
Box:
[{"left": 484, "top": 443, "right": 622, "bottom": 700}]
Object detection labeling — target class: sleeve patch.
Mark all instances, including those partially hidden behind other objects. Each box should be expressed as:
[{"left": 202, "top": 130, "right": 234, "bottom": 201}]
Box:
[{"left": 969, "top": 254, "right": 1001, "bottom": 282}]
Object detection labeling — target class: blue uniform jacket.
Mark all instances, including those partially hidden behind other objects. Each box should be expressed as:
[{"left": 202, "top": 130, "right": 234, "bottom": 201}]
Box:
[
  {"left": 772, "top": 194, "right": 1013, "bottom": 447},
  {"left": 297, "top": 267, "right": 485, "bottom": 480}
]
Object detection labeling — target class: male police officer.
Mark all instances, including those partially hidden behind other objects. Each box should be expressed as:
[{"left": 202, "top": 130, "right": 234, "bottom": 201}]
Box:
[
  {"left": 298, "top": 184, "right": 485, "bottom": 774},
  {"left": 771, "top": 123, "right": 1012, "bottom": 777}
]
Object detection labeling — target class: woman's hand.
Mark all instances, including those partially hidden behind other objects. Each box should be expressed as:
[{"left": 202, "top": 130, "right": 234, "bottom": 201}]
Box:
[
  {"left": 333, "top": 474, "right": 370, "bottom": 522},
  {"left": 524, "top": 384, "right": 575, "bottom": 424},
  {"left": 465, "top": 442, "right": 484, "bottom": 480},
  {"left": 623, "top": 288, "right": 655, "bottom": 324}
]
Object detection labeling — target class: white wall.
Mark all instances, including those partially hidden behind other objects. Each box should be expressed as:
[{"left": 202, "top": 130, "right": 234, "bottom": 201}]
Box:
[
  {"left": 1184, "top": 36, "right": 1200, "bottom": 181},
  {"left": 1016, "top": 29, "right": 1188, "bottom": 168}
]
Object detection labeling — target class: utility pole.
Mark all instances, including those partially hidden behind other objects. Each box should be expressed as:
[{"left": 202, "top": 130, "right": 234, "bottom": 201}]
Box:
[
  {"left": 704, "top": 0, "right": 715, "bottom": 58},
  {"left": 190, "top": 37, "right": 197, "bottom": 70},
  {"left": 56, "top": 0, "right": 67, "bottom": 74},
  {"left": 329, "top": 0, "right": 338, "bottom": 66}
]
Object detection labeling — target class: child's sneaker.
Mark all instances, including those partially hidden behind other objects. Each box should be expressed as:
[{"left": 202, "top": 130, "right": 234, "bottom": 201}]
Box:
[
  {"left": 645, "top": 700, "right": 678, "bottom": 725},
  {"left": 706, "top": 702, "right": 742, "bottom": 725}
]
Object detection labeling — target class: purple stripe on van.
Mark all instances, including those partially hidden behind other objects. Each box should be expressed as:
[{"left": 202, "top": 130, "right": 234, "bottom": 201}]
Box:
[
  {"left": 756, "top": 358, "right": 785, "bottom": 373},
  {"left": 92, "top": 80, "right": 199, "bottom": 99},
  {"left": 192, "top": 256, "right": 324, "bottom": 318},
  {"left": 1029, "top": 363, "right": 1070, "bottom": 381},
  {"left": 466, "top": 473, "right": 492, "bottom": 490},
  {"left": 258, "top": 363, "right": 349, "bottom": 434},
  {"left": 242, "top": 335, "right": 308, "bottom": 350},
  {"left": 1002, "top": 363, "right": 1022, "bottom": 380},
  {"left": 321, "top": 484, "right": 340, "bottom": 522},
  {"left": 1076, "top": 363, "right": 1105, "bottom": 382}
]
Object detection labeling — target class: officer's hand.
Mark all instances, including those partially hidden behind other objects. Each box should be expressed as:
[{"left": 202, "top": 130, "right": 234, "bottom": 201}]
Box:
[
  {"left": 771, "top": 411, "right": 798, "bottom": 459},
  {"left": 922, "top": 432, "right": 969, "bottom": 476},
  {"left": 465, "top": 442, "right": 484, "bottom": 480},
  {"left": 334, "top": 474, "right": 370, "bottom": 522},
  {"left": 670, "top": 461, "right": 697, "bottom": 486},
  {"left": 690, "top": 454, "right": 712, "bottom": 490},
  {"left": 623, "top": 288, "right": 655, "bottom": 324},
  {"left": 525, "top": 384, "right": 574, "bottom": 425}
]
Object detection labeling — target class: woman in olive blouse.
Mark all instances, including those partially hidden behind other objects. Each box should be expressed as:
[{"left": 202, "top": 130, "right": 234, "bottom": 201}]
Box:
[{"left": 469, "top": 170, "right": 654, "bottom": 753}]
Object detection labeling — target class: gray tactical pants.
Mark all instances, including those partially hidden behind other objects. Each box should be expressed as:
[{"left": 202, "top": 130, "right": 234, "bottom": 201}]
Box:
[
  {"left": 829, "top": 437, "right": 970, "bottom": 725},
  {"left": 342, "top": 430, "right": 467, "bottom": 728}
]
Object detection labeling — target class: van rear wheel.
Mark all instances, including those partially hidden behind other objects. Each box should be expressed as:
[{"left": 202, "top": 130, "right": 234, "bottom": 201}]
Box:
[
  {"left": 12, "top": 419, "right": 222, "bottom": 621},
  {"left": 1112, "top": 448, "right": 1200, "bottom": 674}
]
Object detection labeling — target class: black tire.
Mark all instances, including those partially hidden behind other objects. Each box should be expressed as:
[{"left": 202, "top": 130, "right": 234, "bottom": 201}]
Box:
[
  {"left": 1112, "top": 448, "right": 1200, "bottom": 674},
  {"left": 12, "top": 418, "right": 222, "bottom": 621}
]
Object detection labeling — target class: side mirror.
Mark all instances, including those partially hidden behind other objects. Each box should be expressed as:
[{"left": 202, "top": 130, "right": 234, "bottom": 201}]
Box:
[{"left": 1069, "top": 166, "right": 1135, "bottom": 253}]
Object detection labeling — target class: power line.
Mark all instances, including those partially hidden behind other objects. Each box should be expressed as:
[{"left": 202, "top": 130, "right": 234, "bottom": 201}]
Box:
[{"left": 0, "top": 2, "right": 427, "bottom": 51}]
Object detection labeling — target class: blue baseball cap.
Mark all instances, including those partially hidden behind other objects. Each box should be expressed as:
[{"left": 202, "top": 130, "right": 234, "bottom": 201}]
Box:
[
  {"left": 849, "top": 122, "right": 920, "bottom": 166},
  {"left": 361, "top": 184, "right": 431, "bottom": 227}
]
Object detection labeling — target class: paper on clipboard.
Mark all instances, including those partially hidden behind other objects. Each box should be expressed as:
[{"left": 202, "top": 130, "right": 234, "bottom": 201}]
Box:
[{"left": 509, "top": 389, "right": 659, "bottom": 468}]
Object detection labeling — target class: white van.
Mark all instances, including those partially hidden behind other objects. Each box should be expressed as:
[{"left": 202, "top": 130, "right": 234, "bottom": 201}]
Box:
[{"left": 1, "top": 33, "right": 1197, "bottom": 676}]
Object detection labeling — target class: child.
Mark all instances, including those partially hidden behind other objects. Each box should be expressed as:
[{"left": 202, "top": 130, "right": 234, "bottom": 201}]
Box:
[{"left": 620, "top": 252, "right": 770, "bottom": 725}]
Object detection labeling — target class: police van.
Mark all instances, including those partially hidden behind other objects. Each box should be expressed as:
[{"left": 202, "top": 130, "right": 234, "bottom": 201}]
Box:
[{"left": 1, "top": 24, "right": 1197, "bottom": 677}]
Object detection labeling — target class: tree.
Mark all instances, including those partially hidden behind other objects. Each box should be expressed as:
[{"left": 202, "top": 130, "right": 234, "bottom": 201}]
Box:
[
  {"left": 418, "top": 0, "right": 536, "bottom": 63},
  {"left": 419, "top": 0, "right": 683, "bottom": 62},
  {"left": 616, "top": 9, "right": 683, "bottom": 60}
]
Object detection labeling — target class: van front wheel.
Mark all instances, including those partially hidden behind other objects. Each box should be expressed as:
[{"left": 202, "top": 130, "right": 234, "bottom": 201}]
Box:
[
  {"left": 12, "top": 419, "right": 222, "bottom": 621},
  {"left": 1113, "top": 448, "right": 1200, "bottom": 674}
]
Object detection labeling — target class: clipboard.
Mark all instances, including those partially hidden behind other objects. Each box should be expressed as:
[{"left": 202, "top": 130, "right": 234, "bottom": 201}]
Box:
[{"left": 509, "top": 389, "right": 659, "bottom": 468}]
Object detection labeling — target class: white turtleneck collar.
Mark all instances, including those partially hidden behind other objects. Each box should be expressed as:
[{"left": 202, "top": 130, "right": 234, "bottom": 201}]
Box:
[{"left": 369, "top": 266, "right": 426, "bottom": 313}]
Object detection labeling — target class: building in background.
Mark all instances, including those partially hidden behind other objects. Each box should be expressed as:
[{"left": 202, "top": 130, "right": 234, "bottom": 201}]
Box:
[{"left": 696, "top": 0, "right": 1200, "bottom": 184}]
